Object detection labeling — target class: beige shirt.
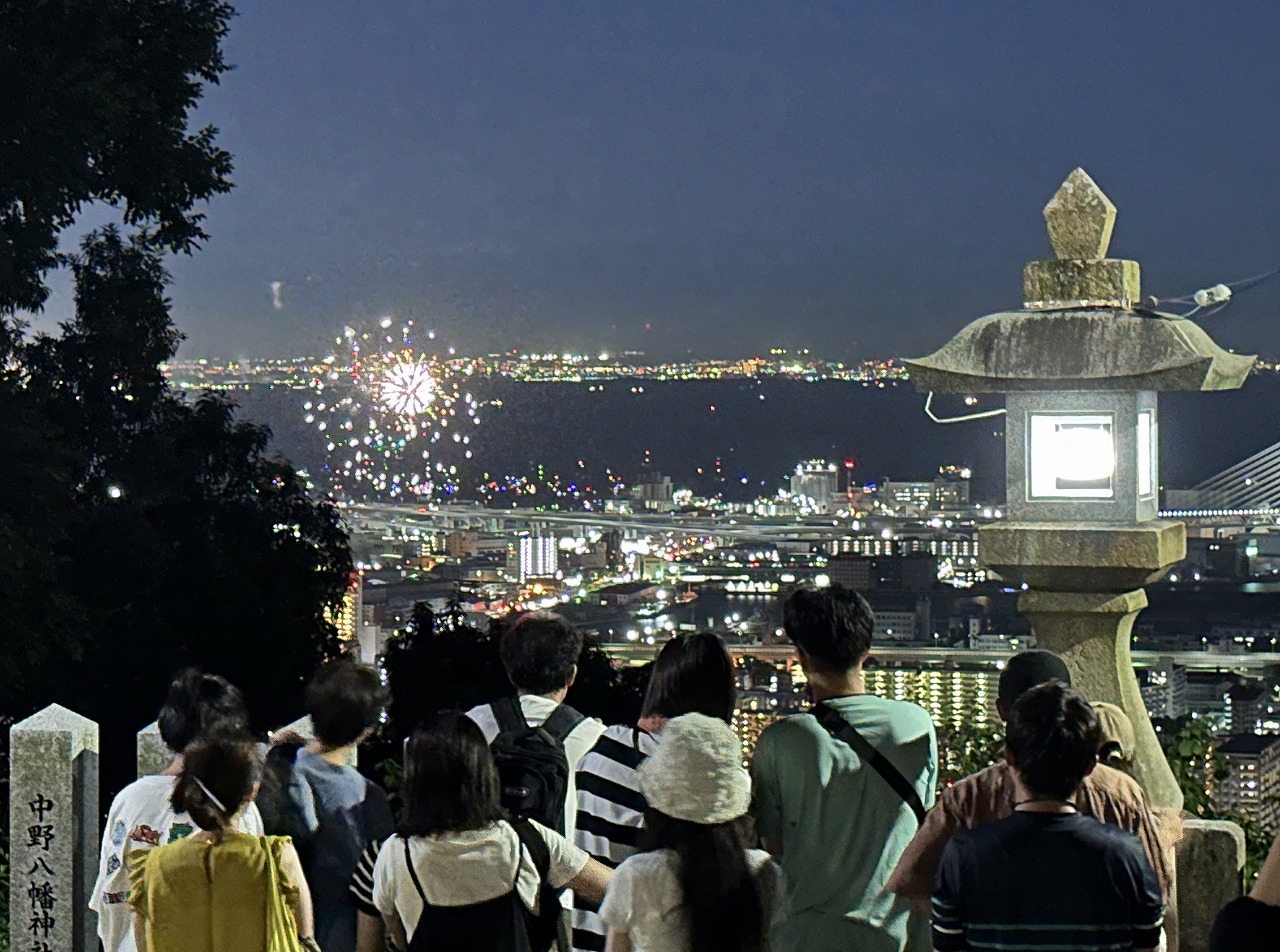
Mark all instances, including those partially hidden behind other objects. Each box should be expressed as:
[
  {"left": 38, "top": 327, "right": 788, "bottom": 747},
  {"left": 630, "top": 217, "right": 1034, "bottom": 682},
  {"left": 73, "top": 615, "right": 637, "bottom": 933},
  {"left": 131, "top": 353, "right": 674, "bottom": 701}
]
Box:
[{"left": 888, "top": 761, "right": 1174, "bottom": 901}]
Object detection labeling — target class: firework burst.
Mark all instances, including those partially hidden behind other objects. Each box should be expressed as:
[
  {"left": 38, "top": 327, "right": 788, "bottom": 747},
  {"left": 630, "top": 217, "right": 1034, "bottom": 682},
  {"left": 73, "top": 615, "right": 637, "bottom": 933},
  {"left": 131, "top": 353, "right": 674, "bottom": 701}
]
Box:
[{"left": 306, "top": 317, "right": 481, "bottom": 499}]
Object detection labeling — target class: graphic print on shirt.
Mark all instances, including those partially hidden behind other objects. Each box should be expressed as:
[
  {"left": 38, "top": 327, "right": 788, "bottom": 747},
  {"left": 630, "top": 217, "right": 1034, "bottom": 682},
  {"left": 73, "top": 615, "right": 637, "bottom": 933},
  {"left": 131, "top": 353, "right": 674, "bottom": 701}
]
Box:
[
  {"left": 129, "top": 824, "right": 161, "bottom": 847},
  {"left": 168, "top": 822, "right": 194, "bottom": 843},
  {"left": 111, "top": 821, "right": 127, "bottom": 847}
]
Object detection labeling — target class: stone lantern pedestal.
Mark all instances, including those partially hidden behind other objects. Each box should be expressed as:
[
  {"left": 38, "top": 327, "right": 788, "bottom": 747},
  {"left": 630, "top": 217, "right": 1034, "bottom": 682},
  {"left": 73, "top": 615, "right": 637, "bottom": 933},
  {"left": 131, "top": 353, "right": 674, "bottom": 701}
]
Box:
[{"left": 981, "top": 521, "right": 1186, "bottom": 808}]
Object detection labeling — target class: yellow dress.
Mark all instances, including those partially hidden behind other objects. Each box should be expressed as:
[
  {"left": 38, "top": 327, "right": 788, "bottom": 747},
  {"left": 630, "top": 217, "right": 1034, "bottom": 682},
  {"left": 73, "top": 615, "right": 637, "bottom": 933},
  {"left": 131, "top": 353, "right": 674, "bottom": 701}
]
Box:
[{"left": 128, "top": 833, "right": 300, "bottom": 952}]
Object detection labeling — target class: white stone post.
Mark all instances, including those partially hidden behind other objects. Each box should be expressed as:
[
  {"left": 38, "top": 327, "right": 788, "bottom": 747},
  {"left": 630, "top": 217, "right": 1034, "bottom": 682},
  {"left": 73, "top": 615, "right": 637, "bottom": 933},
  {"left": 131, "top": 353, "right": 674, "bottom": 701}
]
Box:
[
  {"left": 9, "top": 704, "right": 99, "bottom": 952},
  {"left": 135, "top": 721, "right": 172, "bottom": 777}
]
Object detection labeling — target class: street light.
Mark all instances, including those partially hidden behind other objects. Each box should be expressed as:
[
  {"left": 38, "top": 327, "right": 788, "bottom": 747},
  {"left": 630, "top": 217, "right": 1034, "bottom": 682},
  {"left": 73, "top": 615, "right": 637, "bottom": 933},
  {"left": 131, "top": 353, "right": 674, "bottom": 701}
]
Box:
[{"left": 906, "top": 168, "right": 1254, "bottom": 811}]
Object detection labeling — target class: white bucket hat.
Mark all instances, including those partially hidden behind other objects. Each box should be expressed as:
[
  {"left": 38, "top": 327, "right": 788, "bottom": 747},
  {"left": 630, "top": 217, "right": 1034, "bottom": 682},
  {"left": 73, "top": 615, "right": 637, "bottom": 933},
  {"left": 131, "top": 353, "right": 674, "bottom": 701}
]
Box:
[{"left": 638, "top": 713, "right": 751, "bottom": 825}]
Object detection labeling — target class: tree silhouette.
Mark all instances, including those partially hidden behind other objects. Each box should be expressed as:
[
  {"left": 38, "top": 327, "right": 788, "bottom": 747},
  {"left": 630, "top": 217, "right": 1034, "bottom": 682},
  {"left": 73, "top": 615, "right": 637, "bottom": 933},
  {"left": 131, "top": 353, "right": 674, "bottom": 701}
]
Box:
[
  {"left": 0, "top": 0, "right": 352, "bottom": 797},
  {"left": 1, "top": 227, "right": 353, "bottom": 795},
  {"left": 0, "top": 0, "right": 234, "bottom": 318}
]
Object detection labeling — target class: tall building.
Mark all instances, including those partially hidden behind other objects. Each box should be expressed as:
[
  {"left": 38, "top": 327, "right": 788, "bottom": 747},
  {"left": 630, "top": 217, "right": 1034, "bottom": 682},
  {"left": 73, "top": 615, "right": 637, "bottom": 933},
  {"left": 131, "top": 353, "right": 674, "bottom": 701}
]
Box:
[
  {"left": 508, "top": 534, "right": 557, "bottom": 581},
  {"left": 1139, "top": 657, "right": 1189, "bottom": 720},
  {"left": 1216, "top": 733, "right": 1280, "bottom": 830},
  {"left": 791, "top": 460, "right": 839, "bottom": 513},
  {"left": 632, "top": 471, "right": 674, "bottom": 509},
  {"left": 1227, "top": 682, "right": 1268, "bottom": 734}
]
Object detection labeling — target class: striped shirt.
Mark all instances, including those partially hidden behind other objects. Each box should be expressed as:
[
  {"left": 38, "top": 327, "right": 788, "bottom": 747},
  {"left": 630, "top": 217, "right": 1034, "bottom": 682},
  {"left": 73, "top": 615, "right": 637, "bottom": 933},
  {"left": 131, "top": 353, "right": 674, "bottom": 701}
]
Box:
[
  {"left": 349, "top": 838, "right": 383, "bottom": 917},
  {"left": 932, "top": 812, "right": 1164, "bottom": 951},
  {"left": 572, "top": 724, "right": 659, "bottom": 952}
]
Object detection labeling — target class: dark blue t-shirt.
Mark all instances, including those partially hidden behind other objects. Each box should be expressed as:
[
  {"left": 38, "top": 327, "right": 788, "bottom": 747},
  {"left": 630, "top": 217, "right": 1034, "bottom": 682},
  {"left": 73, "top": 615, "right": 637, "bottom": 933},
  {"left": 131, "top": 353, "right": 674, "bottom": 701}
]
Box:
[{"left": 932, "top": 811, "right": 1164, "bottom": 952}]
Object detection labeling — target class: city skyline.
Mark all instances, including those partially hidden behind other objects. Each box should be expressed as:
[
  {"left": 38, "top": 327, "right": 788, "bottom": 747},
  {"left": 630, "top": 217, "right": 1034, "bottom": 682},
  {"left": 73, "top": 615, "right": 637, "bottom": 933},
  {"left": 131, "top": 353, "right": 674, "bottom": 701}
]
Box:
[{"left": 21, "top": 2, "right": 1280, "bottom": 363}]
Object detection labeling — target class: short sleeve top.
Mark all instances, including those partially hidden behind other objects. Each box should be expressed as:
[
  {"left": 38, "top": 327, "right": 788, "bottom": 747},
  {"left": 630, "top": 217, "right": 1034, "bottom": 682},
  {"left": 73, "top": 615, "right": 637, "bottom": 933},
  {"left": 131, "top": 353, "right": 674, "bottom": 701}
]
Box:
[
  {"left": 599, "top": 848, "right": 786, "bottom": 952},
  {"left": 372, "top": 820, "right": 589, "bottom": 945}
]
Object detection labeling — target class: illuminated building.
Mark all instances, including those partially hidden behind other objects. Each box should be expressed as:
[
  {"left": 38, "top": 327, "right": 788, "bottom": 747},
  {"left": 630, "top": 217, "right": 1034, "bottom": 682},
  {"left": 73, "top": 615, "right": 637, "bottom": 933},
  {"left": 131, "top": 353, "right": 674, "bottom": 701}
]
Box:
[
  {"left": 509, "top": 534, "right": 557, "bottom": 582},
  {"left": 862, "top": 665, "right": 998, "bottom": 735},
  {"left": 1215, "top": 734, "right": 1280, "bottom": 830},
  {"left": 1139, "top": 657, "right": 1188, "bottom": 719},
  {"left": 328, "top": 572, "right": 362, "bottom": 643},
  {"left": 791, "top": 460, "right": 839, "bottom": 514}
]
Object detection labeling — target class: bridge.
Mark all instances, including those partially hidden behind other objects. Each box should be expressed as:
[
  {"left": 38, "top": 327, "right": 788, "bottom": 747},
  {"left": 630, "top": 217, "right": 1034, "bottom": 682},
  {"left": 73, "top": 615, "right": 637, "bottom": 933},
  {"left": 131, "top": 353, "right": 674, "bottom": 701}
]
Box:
[
  {"left": 1161, "top": 439, "right": 1280, "bottom": 528},
  {"left": 347, "top": 500, "right": 872, "bottom": 544}
]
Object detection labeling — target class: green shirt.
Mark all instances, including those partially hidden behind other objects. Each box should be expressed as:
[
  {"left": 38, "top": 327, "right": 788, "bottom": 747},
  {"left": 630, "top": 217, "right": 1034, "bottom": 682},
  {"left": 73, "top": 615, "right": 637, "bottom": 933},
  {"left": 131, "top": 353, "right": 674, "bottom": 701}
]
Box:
[{"left": 751, "top": 695, "right": 937, "bottom": 952}]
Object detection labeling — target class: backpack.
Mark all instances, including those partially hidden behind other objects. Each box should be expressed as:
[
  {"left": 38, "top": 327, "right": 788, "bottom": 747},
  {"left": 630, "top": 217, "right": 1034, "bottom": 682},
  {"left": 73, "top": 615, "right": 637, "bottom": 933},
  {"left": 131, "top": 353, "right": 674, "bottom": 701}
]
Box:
[
  {"left": 490, "top": 697, "right": 585, "bottom": 834},
  {"left": 257, "top": 742, "right": 317, "bottom": 849}
]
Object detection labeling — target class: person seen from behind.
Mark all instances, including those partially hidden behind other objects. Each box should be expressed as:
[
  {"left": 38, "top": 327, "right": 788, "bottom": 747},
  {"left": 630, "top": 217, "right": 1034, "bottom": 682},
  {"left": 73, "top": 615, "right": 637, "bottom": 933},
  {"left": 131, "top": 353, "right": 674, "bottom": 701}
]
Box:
[
  {"left": 259, "top": 659, "right": 394, "bottom": 952},
  {"left": 372, "top": 714, "right": 611, "bottom": 952},
  {"left": 467, "top": 612, "right": 607, "bottom": 950},
  {"left": 1210, "top": 826, "right": 1280, "bottom": 949},
  {"left": 751, "top": 584, "right": 937, "bottom": 952},
  {"left": 931, "top": 682, "right": 1163, "bottom": 952},
  {"left": 127, "top": 737, "right": 316, "bottom": 952},
  {"left": 572, "top": 631, "right": 737, "bottom": 952},
  {"left": 92, "top": 669, "right": 264, "bottom": 952},
  {"left": 600, "top": 712, "right": 786, "bottom": 952},
  {"left": 888, "top": 651, "right": 1176, "bottom": 949}
]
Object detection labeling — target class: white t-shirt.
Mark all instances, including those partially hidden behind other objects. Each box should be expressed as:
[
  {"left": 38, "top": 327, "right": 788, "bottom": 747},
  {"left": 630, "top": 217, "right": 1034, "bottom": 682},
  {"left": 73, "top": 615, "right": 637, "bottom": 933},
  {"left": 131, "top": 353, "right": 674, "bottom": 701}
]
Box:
[
  {"left": 371, "top": 820, "right": 589, "bottom": 944},
  {"left": 599, "top": 848, "right": 788, "bottom": 952},
  {"left": 90, "top": 774, "right": 265, "bottom": 952},
  {"left": 466, "top": 695, "right": 606, "bottom": 840}
]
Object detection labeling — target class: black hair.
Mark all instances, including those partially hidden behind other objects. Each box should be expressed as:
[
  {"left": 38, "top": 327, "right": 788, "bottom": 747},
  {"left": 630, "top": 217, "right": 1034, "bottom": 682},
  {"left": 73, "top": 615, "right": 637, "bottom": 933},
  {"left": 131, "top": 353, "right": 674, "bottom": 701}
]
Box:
[
  {"left": 1005, "top": 682, "right": 1101, "bottom": 801},
  {"left": 997, "top": 650, "right": 1072, "bottom": 712},
  {"left": 782, "top": 584, "right": 873, "bottom": 673},
  {"left": 399, "top": 714, "right": 506, "bottom": 838},
  {"left": 305, "top": 658, "right": 389, "bottom": 749},
  {"left": 157, "top": 668, "right": 250, "bottom": 754},
  {"left": 642, "top": 632, "right": 736, "bottom": 723},
  {"left": 641, "top": 809, "right": 766, "bottom": 952},
  {"left": 171, "top": 738, "right": 262, "bottom": 835},
  {"left": 499, "top": 612, "right": 583, "bottom": 696}
]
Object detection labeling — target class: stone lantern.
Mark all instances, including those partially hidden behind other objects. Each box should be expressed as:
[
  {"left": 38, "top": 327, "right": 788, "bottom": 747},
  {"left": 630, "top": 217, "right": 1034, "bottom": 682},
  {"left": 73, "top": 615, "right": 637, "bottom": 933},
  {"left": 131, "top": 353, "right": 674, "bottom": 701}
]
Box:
[{"left": 906, "top": 168, "right": 1254, "bottom": 809}]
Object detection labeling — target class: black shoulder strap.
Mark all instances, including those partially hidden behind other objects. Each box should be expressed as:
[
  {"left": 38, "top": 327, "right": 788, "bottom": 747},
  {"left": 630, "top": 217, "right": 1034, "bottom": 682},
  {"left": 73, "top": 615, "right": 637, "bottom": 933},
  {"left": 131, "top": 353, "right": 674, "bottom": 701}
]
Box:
[
  {"left": 538, "top": 703, "right": 584, "bottom": 744},
  {"left": 402, "top": 837, "right": 430, "bottom": 905},
  {"left": 812, "top": 703, "right": 927, "bottom": 825},
  {"left": 512, "top": 819, "right": 552, "bottom": 884},
  {"left": 493, "top": 696, "right": 528, "bottom": 734}
]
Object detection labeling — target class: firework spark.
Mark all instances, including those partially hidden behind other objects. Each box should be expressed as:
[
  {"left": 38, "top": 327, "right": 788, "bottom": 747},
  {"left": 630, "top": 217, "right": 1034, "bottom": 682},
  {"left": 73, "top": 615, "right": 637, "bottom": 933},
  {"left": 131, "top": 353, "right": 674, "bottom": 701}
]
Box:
[{"left": 307, "top": 318, "right": 481, "bottom": 500}]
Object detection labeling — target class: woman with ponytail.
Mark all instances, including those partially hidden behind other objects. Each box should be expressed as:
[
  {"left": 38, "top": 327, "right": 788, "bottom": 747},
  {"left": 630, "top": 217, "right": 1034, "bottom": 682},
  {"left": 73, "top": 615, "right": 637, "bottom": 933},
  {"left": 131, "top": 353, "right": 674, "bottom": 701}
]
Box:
[
  {"left": 599, "top": 713, "right": 786, "bottom": 952},
  {"left": 128, "top": 738, "right": 317, "bottom": 952},
  {"left": 92, "top": 669, "right": 266, "bottom": 952}
]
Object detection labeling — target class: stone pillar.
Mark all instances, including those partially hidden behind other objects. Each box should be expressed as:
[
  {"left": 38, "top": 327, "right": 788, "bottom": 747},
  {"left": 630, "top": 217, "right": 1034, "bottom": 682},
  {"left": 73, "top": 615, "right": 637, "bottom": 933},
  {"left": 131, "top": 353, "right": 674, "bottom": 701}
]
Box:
[
  {"left": 1176, "top": 819, "right": 1245, "bottom": 952},
  {"left": 136, "top": 721, "right": 173, "bottom": 777},
  {"left": 9, "top": 704, "right": 99, "bottom": 952},
  {"left": 1018, "top": 588, "right": 1182, "bottom": 809},
  {"left": 981, "top": 521, "right": 1186, "bottom": 812}
]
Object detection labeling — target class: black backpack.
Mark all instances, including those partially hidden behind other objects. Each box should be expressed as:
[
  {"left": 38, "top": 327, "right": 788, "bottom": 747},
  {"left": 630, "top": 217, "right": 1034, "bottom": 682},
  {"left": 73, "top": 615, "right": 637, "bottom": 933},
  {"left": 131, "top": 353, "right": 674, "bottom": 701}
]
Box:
[{"left": 490, "top": 697, "right": 584, "bottom": 834}]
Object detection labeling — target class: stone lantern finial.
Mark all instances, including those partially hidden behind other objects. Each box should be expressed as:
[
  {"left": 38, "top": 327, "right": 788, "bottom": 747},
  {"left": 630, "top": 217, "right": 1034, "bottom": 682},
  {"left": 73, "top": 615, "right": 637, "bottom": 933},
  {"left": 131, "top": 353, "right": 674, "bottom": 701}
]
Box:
[
  {"left": 1023, "top": 168, "right": 1140, "bottom": 311},
  {"left": 1044, "top": 168, "right": 1116, "bottom": 261}
]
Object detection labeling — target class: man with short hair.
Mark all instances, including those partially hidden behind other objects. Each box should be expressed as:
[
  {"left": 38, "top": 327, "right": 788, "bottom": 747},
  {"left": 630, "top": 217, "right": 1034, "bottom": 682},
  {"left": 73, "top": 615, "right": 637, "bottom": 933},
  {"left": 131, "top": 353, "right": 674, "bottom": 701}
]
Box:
[
  {"left": 467, "top": 612, "right": 606, "bottom": 951},
  {"left": 888, "top": 650, "right": 1175, "bottom": 948},
  {"left": 931, "top": 682, "right": 1164, "bottom": 952},
  {"left": 260, "top": 659, "right": 395, "bottom": 952},
  {"left": 751, "top": 585, "right": 938, "bottom": 952}
]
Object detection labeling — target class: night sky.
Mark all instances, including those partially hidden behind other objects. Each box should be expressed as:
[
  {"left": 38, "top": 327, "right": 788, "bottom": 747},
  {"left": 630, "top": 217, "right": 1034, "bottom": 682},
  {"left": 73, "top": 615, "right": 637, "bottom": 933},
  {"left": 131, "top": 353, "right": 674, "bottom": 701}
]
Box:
[{"left": 37, "top": 2, "right": 1280, "bottom": 360}]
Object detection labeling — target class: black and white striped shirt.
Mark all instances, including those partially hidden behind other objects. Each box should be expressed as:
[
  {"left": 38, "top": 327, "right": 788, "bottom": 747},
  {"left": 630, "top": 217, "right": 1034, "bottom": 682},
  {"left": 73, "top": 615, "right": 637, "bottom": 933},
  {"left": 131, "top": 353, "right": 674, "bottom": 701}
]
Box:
[{"left": 572, "top": 725, "right": 658, "bottom": 952}]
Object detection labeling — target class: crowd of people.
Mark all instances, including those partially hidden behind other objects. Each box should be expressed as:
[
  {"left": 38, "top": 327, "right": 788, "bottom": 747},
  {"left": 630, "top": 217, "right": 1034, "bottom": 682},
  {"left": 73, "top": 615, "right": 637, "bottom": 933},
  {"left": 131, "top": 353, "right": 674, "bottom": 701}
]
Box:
[{"left": 90, "top": 585, "right": 1279, "bottom": 952}]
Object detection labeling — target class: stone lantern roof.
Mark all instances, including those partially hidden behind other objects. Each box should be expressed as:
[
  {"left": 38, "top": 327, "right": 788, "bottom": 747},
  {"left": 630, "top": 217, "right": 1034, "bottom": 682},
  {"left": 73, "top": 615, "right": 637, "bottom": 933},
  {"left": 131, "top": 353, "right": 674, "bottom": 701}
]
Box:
[{"left": 905, "top": 168, "right": 1255, "bottom": 394}]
